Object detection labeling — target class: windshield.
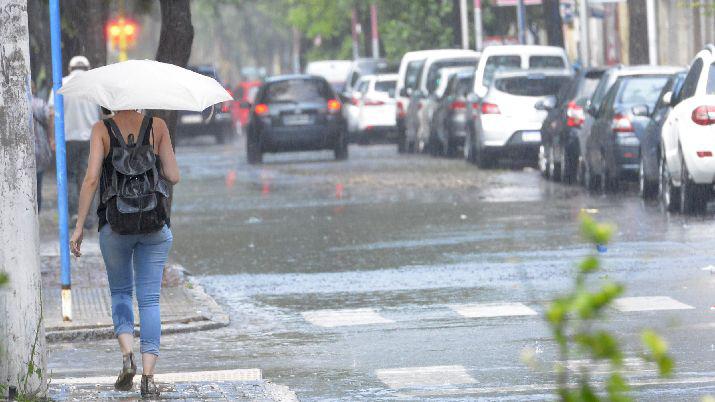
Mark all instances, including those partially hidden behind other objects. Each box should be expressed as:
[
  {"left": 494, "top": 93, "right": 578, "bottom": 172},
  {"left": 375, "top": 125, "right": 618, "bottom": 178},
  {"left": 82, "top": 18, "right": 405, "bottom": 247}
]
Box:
[
  {"left": 375, "top": 80, "right": 396, "bottom": 93},
  {"left": 494, "top": 75, "right": 567, "bottom": 97},
  {"left": 262, "top": 79, "right": 332, "bottom": 103},
  {"left": 404, "top": 60, "right": 426, "bottom": 92},
  {"left": 616, "top": 76, "right": 670, "bottom": 107},
  {"left": 483, "top": 55, "right": 522, "bottom": 87}
]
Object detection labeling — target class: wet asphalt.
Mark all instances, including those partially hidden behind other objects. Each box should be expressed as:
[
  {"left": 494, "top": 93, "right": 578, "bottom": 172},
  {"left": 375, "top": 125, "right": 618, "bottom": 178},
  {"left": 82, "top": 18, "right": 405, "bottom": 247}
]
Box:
[{"left": 48, "top": 136, "right": 715, "bottom": 401}]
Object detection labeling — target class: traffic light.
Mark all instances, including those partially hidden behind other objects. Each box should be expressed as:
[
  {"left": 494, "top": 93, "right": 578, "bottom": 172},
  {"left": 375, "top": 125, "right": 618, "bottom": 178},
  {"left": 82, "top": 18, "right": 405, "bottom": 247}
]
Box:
[{"left": 106, "top": 18, "right": 139, "bottom": 61}]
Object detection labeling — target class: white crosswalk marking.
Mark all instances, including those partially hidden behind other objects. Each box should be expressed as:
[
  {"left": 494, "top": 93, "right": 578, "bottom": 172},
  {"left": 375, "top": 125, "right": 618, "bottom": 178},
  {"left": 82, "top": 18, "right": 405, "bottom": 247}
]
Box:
[
  {"left": 613, "top": 296, "right": 694, "bottom": 312},
  {"left": 450, "top": 302, "right": 538, "bottom": 318},
  {"left": 376, "top": 365, "right": 477, "bottom": 389},
  {"left": 301, "top": 308, "right": 394, "bottom": 327}
]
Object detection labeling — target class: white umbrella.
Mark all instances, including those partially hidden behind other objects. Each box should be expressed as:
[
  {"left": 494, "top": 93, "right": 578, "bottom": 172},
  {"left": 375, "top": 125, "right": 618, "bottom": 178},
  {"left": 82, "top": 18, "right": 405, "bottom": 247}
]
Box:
[{"left": 57, "top": 59, "right": 233, "bottom": 112}]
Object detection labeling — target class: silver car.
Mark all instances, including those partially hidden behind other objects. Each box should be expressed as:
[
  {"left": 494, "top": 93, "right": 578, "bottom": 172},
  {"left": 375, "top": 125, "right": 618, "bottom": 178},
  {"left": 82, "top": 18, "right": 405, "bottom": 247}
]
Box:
[{"left": 465, "top": 70, "right": 573, "bottom": 168}]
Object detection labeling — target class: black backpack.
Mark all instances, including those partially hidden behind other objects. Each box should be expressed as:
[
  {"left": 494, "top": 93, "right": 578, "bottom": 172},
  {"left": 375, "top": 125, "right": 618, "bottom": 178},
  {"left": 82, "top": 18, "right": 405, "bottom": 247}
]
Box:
[{"left": 101, "top": 116, "right": 169, "bottom": 235}]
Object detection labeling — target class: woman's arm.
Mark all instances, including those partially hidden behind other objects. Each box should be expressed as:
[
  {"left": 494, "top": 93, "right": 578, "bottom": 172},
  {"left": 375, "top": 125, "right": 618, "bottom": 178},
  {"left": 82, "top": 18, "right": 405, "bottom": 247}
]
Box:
[
  {"left": 154, "top": 118, "right": 180, "bottom": 185},
  {"left": 70, "top": 123, "right": 105, "bottom": 256}
]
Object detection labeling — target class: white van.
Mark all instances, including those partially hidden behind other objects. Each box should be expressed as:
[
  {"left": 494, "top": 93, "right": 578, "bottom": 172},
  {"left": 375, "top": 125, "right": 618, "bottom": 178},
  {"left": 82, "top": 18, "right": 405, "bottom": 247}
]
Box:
[
  {"left": 395, "top": 49, "right": 480, "bottom": 152},
  {"left": 305, "top": 60, "right": 353, "bottom": 93},
  {"left": 472, "top": 45, "right": 571, "bottom": 96}
]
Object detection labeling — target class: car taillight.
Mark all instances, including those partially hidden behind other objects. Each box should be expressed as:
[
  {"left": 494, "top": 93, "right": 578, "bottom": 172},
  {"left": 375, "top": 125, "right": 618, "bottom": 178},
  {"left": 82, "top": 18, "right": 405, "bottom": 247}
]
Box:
[
  {"left": 255, "top": 103, "right": 269, "bottom": 116},
  {"left": 221, "top": 102, "right": 230, "bottom": 113},
  {"left": 450, "top": 100, "right": 466, "bottom": 110},
  {"left": 327, "top": 99, "right": 341, "bottom": 113},
  {"left": 481, "top": 102, "right": 500, "bottom": 114},
  {"left": 692, "top": 105, "right": 715, "bottom": 125},
  {"left": 363, "top": 99, "right": 385, "bottom": 106},
  {"left": 612, "top": 113, "right": 633, "bottom": 133},
  {"left": 397, "top": 101, "right": 406, "bottom": 118},
  {"left": 566, "top": 101, "right": 585, "bottom": 127}
]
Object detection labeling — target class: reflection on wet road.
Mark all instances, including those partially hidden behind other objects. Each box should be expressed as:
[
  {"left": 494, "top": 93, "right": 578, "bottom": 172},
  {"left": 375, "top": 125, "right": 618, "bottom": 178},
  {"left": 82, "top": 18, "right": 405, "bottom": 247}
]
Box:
[{"left": 50, "top": 140, "right": 715, "bottom": 400}]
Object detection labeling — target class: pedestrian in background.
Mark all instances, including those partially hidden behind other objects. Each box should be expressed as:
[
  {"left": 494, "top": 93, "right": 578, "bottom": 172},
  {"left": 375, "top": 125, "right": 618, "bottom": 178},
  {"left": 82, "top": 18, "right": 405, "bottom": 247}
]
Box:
[
  {"left": 69, "top": 108, "right": 180, "bottom": 397},
  {"left": 49, "top": 55, "right": 101, "bottom": 228},
  {"left": 32, "top": 81, "right": 53, "bottom": 212}
]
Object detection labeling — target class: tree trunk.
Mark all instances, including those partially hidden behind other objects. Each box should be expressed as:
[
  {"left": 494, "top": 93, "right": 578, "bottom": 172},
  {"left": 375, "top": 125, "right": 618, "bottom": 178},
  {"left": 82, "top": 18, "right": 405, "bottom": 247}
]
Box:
[
  {"left": 60, "top": 0, "right": 109, "bottom": 73},
  {"left": 628, "top": 0, "right": 649, "bottom": 65},
  {"left": 543, "top": 0, "right": 564, "bottom": 47},
  {"left": 153, "top": 0, "right": 194, "bottom": 215},
  {"left": 0, "top": 0, "right": 47, "bottom": 398}
]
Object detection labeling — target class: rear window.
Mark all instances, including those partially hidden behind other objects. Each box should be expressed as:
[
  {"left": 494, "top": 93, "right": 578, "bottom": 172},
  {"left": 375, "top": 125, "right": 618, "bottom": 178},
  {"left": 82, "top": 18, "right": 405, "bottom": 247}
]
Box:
[
  {"left": 529, "top": 56, "right": 566, "bottom": 69},
  {"left": 262, "top": 79, "right": 332, "bottom": 103},
  {"left": 616, "top": 76, "right": 670, "bottom": 107},
  {"left": 707, "top": 64, "right": 715, "bottom": 95},
  {"left": 495, "top": 75, "right": 567, "bottom": 97},
  {"left": 426, "top": 59, "right": 477, "bottom": 93},
  {"left": 455, "top": 76, "right": 473, "bottom": 96},
  {"left": 405, "top": 60, "right": 426, "bottom": 91},
  {"left": 483, "top": 55, "right": 521, "bottom": 87},
  {"left": 375, "top": 80, "right": 396, "bottom": 93}
]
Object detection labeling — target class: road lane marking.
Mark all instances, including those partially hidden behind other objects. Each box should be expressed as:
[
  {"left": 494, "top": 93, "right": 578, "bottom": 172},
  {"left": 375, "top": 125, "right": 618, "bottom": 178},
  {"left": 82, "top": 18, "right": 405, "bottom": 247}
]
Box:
[
  {"left": 613, "top": 296, "right": 694, "bottom": 312},
  {"left": 450, "top": 302, "right": 538, "bottom": 318},
  {"left": 301, "top": 308, "right": 394, "bottom": 327},
  {"left": 56, "top": 368, "right": 263, "bottom": 385},
  {"left": 376, "top": 365, "right": 477, "bottom": 389}
]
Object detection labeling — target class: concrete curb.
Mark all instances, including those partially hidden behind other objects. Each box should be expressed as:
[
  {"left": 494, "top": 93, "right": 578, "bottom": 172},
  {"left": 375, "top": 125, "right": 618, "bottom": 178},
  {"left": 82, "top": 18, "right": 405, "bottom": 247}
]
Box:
[{"left": 46, "top": 272, "right": 230, "bottom": 342}]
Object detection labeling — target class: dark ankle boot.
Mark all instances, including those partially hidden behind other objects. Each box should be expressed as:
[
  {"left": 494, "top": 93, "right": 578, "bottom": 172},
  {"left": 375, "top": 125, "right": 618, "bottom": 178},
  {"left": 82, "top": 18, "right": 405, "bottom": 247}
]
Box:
[
  {"left": 114, "top": 352, "right": 136, "bottom": 391},
  {"left": 141, "top": 374, "right": 160, "bottom": 398}
]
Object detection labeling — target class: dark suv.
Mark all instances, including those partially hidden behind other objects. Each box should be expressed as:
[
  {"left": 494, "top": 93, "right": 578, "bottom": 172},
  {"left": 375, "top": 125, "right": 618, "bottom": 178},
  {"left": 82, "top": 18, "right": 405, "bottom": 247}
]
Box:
[
  {"left": 246, "top": 75, "right": 348, "bottom": 164},
  {"left": 175, "top": 65, "right": 235, "bottom": 145}
]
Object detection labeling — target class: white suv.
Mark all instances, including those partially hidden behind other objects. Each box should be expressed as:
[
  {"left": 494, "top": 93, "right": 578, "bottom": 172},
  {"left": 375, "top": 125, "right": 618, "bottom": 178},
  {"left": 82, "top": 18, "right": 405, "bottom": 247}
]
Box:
[{"left": 660, "top": 45, "right": 715, "bottom": 213}]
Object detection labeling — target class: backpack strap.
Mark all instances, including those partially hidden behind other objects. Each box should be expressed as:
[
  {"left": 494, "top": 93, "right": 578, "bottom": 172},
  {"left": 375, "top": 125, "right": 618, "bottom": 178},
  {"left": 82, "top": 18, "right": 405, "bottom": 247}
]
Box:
[
  {"left": 105, "top": 118, "right": 128, "bottom": 148},
  {"left": 136, "top": 115, "right": 153, "bottom": 147},
  {"left": 102, "top": 119, "right": 121, "bottom": 149}
]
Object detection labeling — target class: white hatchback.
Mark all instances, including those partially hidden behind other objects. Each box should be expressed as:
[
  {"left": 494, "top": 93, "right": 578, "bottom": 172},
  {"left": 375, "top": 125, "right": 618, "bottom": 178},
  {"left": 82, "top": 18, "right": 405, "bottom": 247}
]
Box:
[
  {"left": 353, "top": 74, "right": 398, "bottom": 143},
  {"left": 660, "top": 45, "right": 715, "bottom": 213}
]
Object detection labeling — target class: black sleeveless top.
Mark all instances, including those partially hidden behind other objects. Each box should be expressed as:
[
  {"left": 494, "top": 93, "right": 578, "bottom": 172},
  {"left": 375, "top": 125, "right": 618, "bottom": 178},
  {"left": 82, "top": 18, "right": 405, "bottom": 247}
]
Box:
[{"left": 97, "top": 116, "right": 170, "bottom": 231}]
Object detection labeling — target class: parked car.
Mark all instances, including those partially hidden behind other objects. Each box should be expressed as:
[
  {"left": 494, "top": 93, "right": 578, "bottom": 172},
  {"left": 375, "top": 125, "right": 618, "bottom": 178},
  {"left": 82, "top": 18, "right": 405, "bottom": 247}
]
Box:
[
  {"left": 233, "top": 80, "right": 262, "bottom": 131},
  {"left": 394, "top": 49, "right": 480, "bottom": 153},
  {"left": 540, "top": 67, "right": 606, "bottom": 183},
  {"left": 579, "top": 66, "right": 682, "bottom": 191},
  {"left": 403, "top": 50, "right": 480, "bottom": 153},
  {"left": 471, "top": 45, "right": 571, "bottom": 97},
  {"left": 245, "top": 75, "right": 348, "bottom": 164},
  {"left": 341, "top": 58, "right": 391, "bottom": 139},
  {"left": 420, "top": 67, "right": 473, "bottom": 155},
  {"left": 464, "top": 70, "right": 572, "bottom": 168},
  {"left": 352, "top": 74, "right": 398, "bottom": 144},
  {"left": 430, "top": 69, "right": 475, "bottom": 157},
  {"left": 176, "top": 65, "right": 235, "bottom": 144},
  {"left": 305, "top": 60, "right": 353, "bottom": 93},
  {"left": 638, "top": 71, "right": 686, "bottom": 199},
  {"left": 660, "top": 45, "right": 715, "bottom": 213},
  {"left": 345, "top": 76, "right": 370, "bottom": 137}
]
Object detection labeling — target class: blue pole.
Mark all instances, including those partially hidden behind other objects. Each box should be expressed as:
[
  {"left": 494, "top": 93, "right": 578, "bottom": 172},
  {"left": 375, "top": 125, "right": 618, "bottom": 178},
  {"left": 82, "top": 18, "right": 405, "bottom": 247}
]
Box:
[
  {"left": 49, "top": 0, "right": 72, "bottom": 320},
  {"left": 517, "top": 0, "right": 527, "bottom": 44}
]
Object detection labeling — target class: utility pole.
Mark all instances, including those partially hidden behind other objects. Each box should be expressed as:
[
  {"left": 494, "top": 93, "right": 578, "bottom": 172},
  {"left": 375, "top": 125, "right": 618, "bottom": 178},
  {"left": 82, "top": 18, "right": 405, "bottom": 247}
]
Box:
[
  {"left": 292, "top": 27, "right": 301, "bottom": 73},
  {"left": 474, "top": 0, "right": 483, "bottom": 51},
  {"left": 460, "top": 0, "right": 469, "bottom": 49},
  {"left": 0, "top": 0, "right": 48, "bottom": 398},
  {"left": 370, "top": 3, "right": 379, "bottom": 58},
  {"left": 646, "top": 0, "right": 657, "bottom": 65},
  {"left": 579, "top": 0, "right": 590, "bottom": 67},
  {"left": 516, "top": 0, "right": 527, "bottom": 44}
]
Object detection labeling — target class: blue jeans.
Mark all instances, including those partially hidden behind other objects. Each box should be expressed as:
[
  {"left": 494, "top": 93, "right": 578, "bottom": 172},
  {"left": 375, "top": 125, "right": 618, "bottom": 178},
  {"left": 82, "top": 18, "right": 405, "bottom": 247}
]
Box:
[{"left": 99, "top": 224, "right": 173, "bottom": 356}]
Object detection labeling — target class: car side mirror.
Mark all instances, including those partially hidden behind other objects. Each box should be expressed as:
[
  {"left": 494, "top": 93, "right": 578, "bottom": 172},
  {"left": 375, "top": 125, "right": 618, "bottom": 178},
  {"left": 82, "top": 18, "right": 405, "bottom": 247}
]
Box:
[
  {"left": 239, "top": 101, "right": 251, "bottom": 109},
  {"left": 475, "top": 86, "right": 488, "bottom": 99},
  {"left": 631, "top": 104, "right": 650, "bottom": 117},
  {"left": 535, "top": 96, "right": 556, "bottom": 111},
  {"left": 662, "top": 91, "right": 672, "bottom": 107}
]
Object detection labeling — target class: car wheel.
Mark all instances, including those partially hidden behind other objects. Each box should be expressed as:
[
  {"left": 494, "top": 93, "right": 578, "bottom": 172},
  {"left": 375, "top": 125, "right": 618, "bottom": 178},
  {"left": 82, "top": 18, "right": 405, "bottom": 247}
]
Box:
[
  {"left": 538, "top": 145, "right": 550, "bottom": 178},
  {"left": 334, "top": 133, "right": 349, "bottom": 161},
  {"left": 680, "top": 154, "right": 708, "bottom": 214},
  {"left": 475, "top": 143, "right": 495, "bottom": 169},
  {"left": 464, "top": 131, "right": 476, "bottom": 164},
  {"left": 660, "top": 156, "right": 679, "bottom": 212},
  {"left": 583, "top": 159, "right": 599, "bottom": 192},
  {"left": 548, "top": 145, "right": 561, "bottom": 182},
  {"left": 560, "top": 146, "right": 577, "bottom": 185},
  {"left": 599, "top": 152, "right": 618, "bottom": 193},
  {"left": 246, "top": 132, "right": 262, "bottom": 165},
  {"left": 427, "top": 132, "right": 440, "bottom": 157},
  {"left": 397, "top": 128, "right": 406, "bottom": 154},
  {"left": 639, "top": 158, "right": 658, "bottom": 200}
]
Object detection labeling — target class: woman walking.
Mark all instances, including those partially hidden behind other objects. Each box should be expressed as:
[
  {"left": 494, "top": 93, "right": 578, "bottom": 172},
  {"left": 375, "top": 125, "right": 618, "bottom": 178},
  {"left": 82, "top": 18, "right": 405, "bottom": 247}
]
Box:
[{"left": 69, "top": 109, "right": 179, "bottom": 397}]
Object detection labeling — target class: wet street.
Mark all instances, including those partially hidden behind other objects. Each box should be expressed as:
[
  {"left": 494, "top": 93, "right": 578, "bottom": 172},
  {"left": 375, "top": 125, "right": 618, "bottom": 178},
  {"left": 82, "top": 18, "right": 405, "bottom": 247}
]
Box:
[{"left": 50, "top": 137, "right": 715, "bottom": 401}]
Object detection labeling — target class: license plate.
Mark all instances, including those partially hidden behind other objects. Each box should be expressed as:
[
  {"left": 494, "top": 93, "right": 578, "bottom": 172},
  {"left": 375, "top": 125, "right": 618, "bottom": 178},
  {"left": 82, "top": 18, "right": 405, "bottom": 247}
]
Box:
[
  {"left": 522, "top": 131, "right": 541, "bottom": 142},
  {"left": 283, "top": 114, "right": 313, "bottom": 126},
  {"left": 181, "top": 114, "right": 202, "bottom": 124}
]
